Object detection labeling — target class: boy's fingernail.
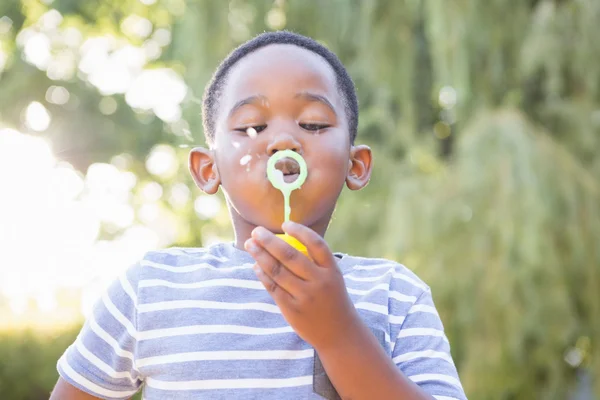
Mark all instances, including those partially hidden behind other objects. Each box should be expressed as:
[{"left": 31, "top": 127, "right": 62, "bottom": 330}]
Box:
[
  {"left": 253, "top": 227, "right": 268, "bottom": 240},
  {"left": 282, "top": 221, "right": 295, "bottom": 231},
  {"left": 245, "top": 240, "right": 258, "bottom": 253}
]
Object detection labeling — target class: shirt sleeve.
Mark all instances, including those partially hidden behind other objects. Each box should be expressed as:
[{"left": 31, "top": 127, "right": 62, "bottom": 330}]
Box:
[
  {"left": 392, "top": 288, "right": 468, "bottom": 400},
  {"left": 57, "top": 263, "right": 144, "bottom": 399}
]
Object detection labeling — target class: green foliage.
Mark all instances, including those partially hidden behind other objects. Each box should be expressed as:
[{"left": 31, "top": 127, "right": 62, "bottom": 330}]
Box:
[
  {"left": 382, "top": 110, "right": 599, "bottom": 398},
  {"left": 0, "top": 326, "right": 80, "bottom": 400},
  {"left": 0, "top": 0, "right": 598, "bottom": 399},
  {"left": 0, "top": 325, "right": 145, "bottom": 400}
]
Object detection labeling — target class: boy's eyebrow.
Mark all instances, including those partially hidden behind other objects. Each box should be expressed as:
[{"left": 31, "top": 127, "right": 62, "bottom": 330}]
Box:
[
  {"left": 294, "top": 92, "right": 336, "bottom": 114},
  {"left": 227, "top": 93, "right": 336, "bottom": 118},
  {"left": 228, "top": 95, "right": 268, "bottom": 118}
]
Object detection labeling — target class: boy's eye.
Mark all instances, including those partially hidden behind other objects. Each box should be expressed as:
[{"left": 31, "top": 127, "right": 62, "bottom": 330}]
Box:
[
  {"left": 300, "top": 123, "right": 330, "bottom": 131},
  {"left": 236, "top": 125, "right": 267, "bottom": 135}
]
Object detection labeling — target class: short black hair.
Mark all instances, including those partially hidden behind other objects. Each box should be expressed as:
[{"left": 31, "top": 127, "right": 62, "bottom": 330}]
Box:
[{"left": 202, "top": 30, "right": 358, "bottom": 145}]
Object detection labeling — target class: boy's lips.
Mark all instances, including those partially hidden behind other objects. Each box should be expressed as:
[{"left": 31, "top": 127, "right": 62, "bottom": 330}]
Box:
[
  {"left": 274, "top": 157, "right": 301, "bottom": 174},
  {"left": 282, "top": 173, "right": 300, "bottom": 183},
  {"left": 274, "top": 157, "right": 301, "bottom": 183}
]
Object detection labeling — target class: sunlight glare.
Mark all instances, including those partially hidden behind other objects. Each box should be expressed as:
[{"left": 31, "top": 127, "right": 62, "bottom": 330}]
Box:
[
  {"left": 79, "top": 36, "right": 112, "bottom": 74},
  {"left": 38, "top": 9, "right": 63, "bottom": 31},
  {"left": 63, "top": 27, "right": 83, "bottom": 48},
  {"left": 9, "top": 297, "right": 27, "bottom": 316},
  {"left": 121, "top": 14, "right": 153, "bottom": 39},
  {"left": 140, "top": 181, "right": 163, "bottom": 202},
  {"left": 125, "top": 68, "right": 187, "bottom": 122},
  {"left": 194, "top": 196, "right": 221, "bottom": 220},
  {"left": 35, "top": 289, "right": 58, "bottom": 313},
  {"left": 24, "top": 101, "right": 51, "bottom": 131},
  {"left": 0, "top": 129, "right": 157, "bottom": 319},
  {"left": 47, "top": 49, "right": 77, "bottom": 80},
  {"left": 23, "top": 32, "right": 52, "bottom": 69},
  {"left": 168, "top": 183, "right": 190, "bottom": 209},
  {"left": 88, "top": 45, "right": 147, "bottom": 95},
  {"left": 146, "top": 144, "right": 179, "bottom": 179}
]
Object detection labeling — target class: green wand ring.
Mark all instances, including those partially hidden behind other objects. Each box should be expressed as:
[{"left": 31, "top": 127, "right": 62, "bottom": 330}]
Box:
[{"left": 266, "top": 149, "right": 308, "bottom": 222}]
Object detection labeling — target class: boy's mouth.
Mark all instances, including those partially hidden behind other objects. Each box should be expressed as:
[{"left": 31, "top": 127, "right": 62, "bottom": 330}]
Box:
[{"left": 274, "top": 157, "right": 301, "bottom": 183}]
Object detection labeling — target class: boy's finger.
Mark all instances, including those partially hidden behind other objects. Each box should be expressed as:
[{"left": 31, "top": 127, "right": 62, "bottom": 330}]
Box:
[
  {"left": 282, "top": 221, "right": 337, "bottom": 268},
  {"left": 252, "top": 263, "right": 294, "bottom": 307},
  {"left": 250, "top": 228, "right": 315, "bottom": 280},
  {"left": 245, "top": 238, "right": 307, "bottom": 296}
]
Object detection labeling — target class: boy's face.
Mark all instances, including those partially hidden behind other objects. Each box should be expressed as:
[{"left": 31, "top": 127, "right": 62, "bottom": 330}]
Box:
[{"left": 191, "top": 44, "right": 371, "bottom": 235}]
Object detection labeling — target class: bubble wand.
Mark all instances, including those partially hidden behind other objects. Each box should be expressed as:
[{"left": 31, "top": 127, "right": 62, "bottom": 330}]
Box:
[{"left": 266, "top": 150, "right": 310, "bottom": 258}]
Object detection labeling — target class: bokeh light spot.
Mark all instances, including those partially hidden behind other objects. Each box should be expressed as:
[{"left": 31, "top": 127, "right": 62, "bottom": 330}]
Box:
[
  {"left": 46, "top": 86, "right": 70, "bottom": 105},
  {"left": 194, "top": 196, "right": 221, "bottom": 220},
  {"left": 24, "top": 101, "right": 52, "bottom": 132}
]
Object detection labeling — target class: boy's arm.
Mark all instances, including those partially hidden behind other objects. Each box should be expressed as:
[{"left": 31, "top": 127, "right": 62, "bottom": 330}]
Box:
[
  {"left": 315, "top": 317, "right": 435, "bottom": 400},
  {"left": 50, "top": 378, "right": 102, "bottom": 400},
  {"left": 50, "top": 378, "right": 134, "bottom": 400},
  {"left": 315, "top": 288, "right": 466, "bottom": 399},
  {"left": 54, "top": 264, "right": 144, "bottom": 399}
]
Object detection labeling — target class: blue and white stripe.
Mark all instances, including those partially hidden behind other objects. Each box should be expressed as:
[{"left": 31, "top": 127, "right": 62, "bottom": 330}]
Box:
[{"left": 57, "top": 242, "right": 466, "bottom": 399}]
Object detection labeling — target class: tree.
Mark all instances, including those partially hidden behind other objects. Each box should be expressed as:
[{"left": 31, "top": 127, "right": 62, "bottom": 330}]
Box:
[{"left": 0, "top": 0, "right": 598, "bottom": 398}]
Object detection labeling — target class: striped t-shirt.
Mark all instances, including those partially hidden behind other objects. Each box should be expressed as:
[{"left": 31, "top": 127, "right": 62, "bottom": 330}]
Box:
[{"left": 57, "top": 242, "right": 467, "bottom": 400}]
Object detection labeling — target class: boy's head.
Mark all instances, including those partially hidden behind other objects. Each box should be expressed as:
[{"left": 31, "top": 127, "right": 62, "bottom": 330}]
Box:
[
  {"left": 190, "top": 31, "right": 372, "bottom": 237},
  {"left": 202, "top": 31, "right": 359, "bottom": 146}
]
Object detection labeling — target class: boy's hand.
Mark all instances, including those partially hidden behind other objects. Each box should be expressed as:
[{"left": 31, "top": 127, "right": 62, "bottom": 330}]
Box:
[{"left": 244, "top": 221, "right": 362, "bottom": 351}]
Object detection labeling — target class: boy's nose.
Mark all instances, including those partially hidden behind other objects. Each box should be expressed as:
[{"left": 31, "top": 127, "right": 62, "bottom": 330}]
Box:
[{"left": 266, "top": 133, "right": 302, "bottom": 155}]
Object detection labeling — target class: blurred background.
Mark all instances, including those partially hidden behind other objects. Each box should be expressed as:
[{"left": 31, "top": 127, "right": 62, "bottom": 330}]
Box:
[{"left": 0, "top": 0, "right": 598, "bottom": 399}]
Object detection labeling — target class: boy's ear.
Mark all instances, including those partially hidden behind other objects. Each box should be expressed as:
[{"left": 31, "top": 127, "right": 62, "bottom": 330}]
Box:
[
  {"left": 189, "top": 147, "right": 220, "bottom": 194},
  {"left": 346, "top": 144, "right": 373, "bottom": 191}
]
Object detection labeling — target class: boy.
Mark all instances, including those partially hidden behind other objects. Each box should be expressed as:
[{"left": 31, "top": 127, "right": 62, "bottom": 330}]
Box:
[{"left": 51, "top": 31, "right": 467, "bottom": 400}]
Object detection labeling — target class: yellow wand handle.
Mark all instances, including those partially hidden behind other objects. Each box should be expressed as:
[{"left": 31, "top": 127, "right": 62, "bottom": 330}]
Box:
[{"left": 275, "top": 233, "right": 311, "bottom": 260}]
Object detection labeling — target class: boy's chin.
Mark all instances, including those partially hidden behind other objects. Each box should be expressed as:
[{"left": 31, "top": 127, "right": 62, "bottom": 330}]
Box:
[
  {"left": 237, "top": 203, "right": 329, "bottom": 232},
  {"left": 259, "top": 218, "right": 290, "bottom": 233},
  {"left": 253, "top": 214, "right": 309, "bottom": 232}
]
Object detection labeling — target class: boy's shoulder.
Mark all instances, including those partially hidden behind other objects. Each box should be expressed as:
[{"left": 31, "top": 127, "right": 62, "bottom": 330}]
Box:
[
  {"left": 140, "top": 243, "right": 240, "bottom": 266},
  {"left": 120, "top": 243, "right": 247, "bottom": 291},
  {"left": 338, "top": 253, "right": 431, "bottom": 294}
]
